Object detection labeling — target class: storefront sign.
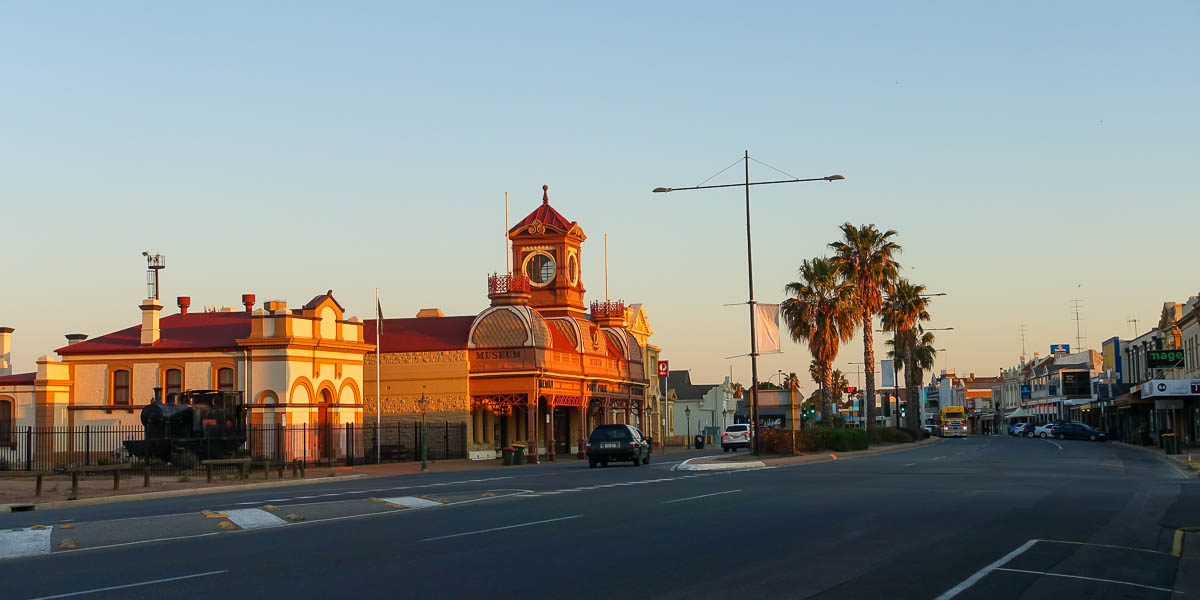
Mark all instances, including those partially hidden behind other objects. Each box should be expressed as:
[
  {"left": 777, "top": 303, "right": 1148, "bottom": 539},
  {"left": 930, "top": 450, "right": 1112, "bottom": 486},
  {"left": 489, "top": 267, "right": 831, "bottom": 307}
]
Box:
[
  {"left": 474, "top": 350, "right": 522, "bottom": 360},
  {"left": 1020, "top": 384, "right": 1031, "bottom": 399},
  {"left": 1147, "top": 349, "right": 1185, "bottom": 369},
  {"left": 1051, "top": 344, "right": 1070, "bottom": 354},
  {"left": 1141, "top": 379, "right": 1200, "bottom": 398}
]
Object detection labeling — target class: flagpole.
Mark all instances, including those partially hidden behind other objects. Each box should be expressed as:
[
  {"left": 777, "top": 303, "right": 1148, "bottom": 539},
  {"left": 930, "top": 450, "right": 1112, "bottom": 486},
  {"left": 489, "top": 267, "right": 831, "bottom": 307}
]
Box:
[
  {"left": 375, "top": 287, "right": 381, "bottom": 461},
  {"left": 604, "top": 233, "right": 609, "bottom": 301},
  {"left": 505, "top": 192, "right": 510, "bottom": 274}
]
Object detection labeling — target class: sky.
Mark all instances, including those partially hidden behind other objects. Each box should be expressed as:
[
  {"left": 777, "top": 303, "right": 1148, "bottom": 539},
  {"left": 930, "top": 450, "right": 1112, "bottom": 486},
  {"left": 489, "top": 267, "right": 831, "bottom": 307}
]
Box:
[{"left": 2, "top": 2, "right": 1198, "bottom": 395}]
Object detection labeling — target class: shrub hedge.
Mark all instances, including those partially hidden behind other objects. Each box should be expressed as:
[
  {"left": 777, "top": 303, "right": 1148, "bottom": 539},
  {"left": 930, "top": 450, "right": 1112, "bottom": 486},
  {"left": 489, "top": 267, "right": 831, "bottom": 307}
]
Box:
[
  {"left": 752, "top": 425, "right": 890, "bottom": 454},
  {"left": 868, "top": 427, "right": 915, "bottom": 444}
]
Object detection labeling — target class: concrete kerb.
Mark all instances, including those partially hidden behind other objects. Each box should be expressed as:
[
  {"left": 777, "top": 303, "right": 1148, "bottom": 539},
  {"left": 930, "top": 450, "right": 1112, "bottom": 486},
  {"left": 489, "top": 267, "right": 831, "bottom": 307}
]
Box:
[
  {"left": 0, "top": 474, "right": 368, "bottom": 513},
  {"left": 676, "top": 436, "right": 944, "bottom": 471},
  {"left": 1112, "top": 441, "right": 1195, "bottom": 479}
]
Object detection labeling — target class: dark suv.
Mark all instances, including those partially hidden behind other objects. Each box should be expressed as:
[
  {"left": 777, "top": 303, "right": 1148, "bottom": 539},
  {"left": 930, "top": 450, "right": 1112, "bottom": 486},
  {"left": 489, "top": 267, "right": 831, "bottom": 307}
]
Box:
[{"left": 586, "top": 424, "right": 651, "bottom": 468}]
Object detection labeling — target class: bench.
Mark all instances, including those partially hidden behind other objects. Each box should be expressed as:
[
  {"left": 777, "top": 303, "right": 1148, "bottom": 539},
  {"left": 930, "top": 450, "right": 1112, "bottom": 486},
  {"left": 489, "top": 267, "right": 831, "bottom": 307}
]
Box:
[
  {"left": 0, "top": 471, "right": 47, "bottom": 497},
  {"left": 67, "top": 463, "right": 133, "bottom": 495},
  {"left": 200, "top": 458, "right": 252, "bottom": 483}
]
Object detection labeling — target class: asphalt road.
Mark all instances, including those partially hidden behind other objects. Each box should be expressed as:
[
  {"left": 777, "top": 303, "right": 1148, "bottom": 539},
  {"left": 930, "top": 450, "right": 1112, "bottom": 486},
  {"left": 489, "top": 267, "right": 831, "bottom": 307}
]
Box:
[{"left": 1, "top": 436, "right": 1194, "bottom": 599}]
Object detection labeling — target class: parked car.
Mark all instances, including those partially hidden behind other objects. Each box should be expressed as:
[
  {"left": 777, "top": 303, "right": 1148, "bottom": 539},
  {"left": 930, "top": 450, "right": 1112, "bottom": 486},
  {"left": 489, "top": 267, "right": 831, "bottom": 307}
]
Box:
[
  {"left": 1033, "top": 424, "right": 1057, "bottom": 438},
  {"left": 924, "top": 424, "right": 939, "bottom": 437},
  {"left": 1053, "top": 423, "right": 1108, "bottom": 442},
  {"left": 722, "top": 424, "right": 752, "bottom": 452},
  {"left": 585, "top": 424, "right": 651, "bottom": 468},
  {"left": 1015, "top": 423, "right": 1035, "bottom": 438},
  {"left": 1009, "top": 422, "right": 1029, "bottom": 436}
]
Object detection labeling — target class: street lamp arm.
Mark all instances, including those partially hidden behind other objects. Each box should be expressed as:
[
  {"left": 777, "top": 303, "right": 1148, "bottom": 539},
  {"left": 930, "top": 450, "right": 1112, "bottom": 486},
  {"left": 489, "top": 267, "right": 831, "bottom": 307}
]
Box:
[{"left": 652, "top": 175, "right": 844, "bottom": 193}]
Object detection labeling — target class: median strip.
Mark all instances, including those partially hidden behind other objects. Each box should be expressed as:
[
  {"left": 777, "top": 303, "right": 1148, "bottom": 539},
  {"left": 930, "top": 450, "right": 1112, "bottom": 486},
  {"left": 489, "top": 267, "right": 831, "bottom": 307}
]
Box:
[{"left": 0, "top": 526, "right": 52, "bottom": 560}]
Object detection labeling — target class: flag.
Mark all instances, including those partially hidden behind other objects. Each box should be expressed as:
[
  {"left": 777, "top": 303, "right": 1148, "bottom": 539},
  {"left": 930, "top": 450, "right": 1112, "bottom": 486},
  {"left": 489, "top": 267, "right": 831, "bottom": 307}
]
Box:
[
  {"left": 754, "top": 303, "right": 781, "bottom": 354},
  {"left": 881, "top": 359, "right": 895, "bottom": 388},
  {"left": 375, "top": 291, "right": 384, "bottom": 343}
]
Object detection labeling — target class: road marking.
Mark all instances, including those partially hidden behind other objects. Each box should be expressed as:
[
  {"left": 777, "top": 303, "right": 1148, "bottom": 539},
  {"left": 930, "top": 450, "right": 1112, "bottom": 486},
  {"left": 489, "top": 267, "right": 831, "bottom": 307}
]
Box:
[
  {"left": 380, "top": 496, "right": 444, "bottom": 508},
  {"left": 224, "top": 509, "right": 287, "bottom": 530},
  {"left": 902, "top": 463, "right": 916, "bottom": 467},
  {"left": 28, "top": 570, "right": 228, "bottom": 599},
  {"left": 1038, "top": 539, "right": 1171, "bottom": 556},
  {"left": 993, "top": 568, "right": 1172, "bottom": 592},
  {"left": 0, "top": 526, "right": 52, "bottom": 560},
  {"left": 1042, "top": 439, "right": 1063, "bottom": 450},
  {"left": 660, "top": 489, "right": 742, "bottom": 504},
  {"left": 1173, "top": 529, "right": 1185, "bottom": 557},
  {"left": 930, "top": 456, "right": 946, "bottom": 461},
  {"left": 421, "top": 515, "right": 582, "bottom": 542},
  {"left": 934, "top": 538, "right": 1038, "bottom": 599}
]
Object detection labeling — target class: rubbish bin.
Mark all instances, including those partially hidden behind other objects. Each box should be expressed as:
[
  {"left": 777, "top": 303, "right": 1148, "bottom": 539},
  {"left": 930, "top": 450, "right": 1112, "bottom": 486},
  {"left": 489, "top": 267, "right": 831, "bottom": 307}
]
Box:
[
  {"left": 1162, "top": 433, "right": 1179, "bottom": 455},
  {"left": 501, "top": 447, "right": 514, "bottom": 466},
  {"left": 512, "top": 443, "right": 527, "bottom": 465},
  {"left": 693, "top": 435, "right": 705, "bottom": 450}
]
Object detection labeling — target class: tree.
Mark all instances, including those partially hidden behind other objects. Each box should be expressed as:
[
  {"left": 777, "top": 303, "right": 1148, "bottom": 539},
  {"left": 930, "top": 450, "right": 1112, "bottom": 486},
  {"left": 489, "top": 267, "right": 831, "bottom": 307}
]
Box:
[
  {"left": 781, "top": 257, "right": 859, "bottom": 422},
  {"left": 731, "top": 382, "right": 745, "bottom": 399},
  {"left": 882, "top": 280, "right": 934, "bottom": 433},
  {"left": 830, "top": 369, "right": 850, "bottom": 414},
  {"left": 783, "top": 371, "right": 801, "bottom": 446},
  {"left": 830, "top": 223, "right": 901, "bottom": 432}
]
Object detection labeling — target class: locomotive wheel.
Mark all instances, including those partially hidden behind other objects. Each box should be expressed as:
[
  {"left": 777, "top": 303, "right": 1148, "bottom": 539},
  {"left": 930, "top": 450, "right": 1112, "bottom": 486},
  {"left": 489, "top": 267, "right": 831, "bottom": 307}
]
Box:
[{"left": 170, "top": 448, "right": 199, "bottom": 469}]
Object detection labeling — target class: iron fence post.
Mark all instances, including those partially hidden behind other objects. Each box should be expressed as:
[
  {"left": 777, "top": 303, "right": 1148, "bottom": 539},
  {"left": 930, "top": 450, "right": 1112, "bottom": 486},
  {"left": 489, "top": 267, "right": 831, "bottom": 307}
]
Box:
[
  {"left": 303, "top": 424, "right": 307, "bottom": 465},
  {"left": 25, "top": 426, "right": 32, "bottom": 471},
  {"left": 85, "top": 425, "right": 90, "bottom": 466}
]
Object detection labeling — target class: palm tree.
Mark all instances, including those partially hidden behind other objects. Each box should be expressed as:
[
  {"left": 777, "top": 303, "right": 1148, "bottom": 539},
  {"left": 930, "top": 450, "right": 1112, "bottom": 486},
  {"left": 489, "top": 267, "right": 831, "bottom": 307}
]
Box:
[
  {"left": 783, "top": 372, "right": 801, "bottom": 447},
  {"left": 882, "top": 280, "right": 933, "bottom": 432},
  {"left": 831, "top": 223, "right": 901, "bottom": 432},
  {"left": 781, "top": 257, "right": 858, "bottom": 422},
  {"left": 731, "top": 382, "right": 745, "bottom": 399},
  {"left": 830, "top": 369, "right": 850, "bottom": 415}
]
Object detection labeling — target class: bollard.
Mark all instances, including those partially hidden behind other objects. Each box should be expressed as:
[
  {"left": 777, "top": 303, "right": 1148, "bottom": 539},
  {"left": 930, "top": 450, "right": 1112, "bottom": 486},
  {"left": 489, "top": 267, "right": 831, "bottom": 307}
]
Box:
[
  {"left": 71, "top": 472, "right": 79, "bottom": 497},
  {"left": 144, "top": 468, "right": 151, "bottom": 488}
]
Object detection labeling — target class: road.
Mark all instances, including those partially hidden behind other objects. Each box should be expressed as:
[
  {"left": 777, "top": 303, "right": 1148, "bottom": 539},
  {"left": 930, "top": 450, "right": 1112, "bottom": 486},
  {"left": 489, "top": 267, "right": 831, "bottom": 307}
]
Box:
[{"left": 1, "top": 436, "right": 1195, "bottom": 599}]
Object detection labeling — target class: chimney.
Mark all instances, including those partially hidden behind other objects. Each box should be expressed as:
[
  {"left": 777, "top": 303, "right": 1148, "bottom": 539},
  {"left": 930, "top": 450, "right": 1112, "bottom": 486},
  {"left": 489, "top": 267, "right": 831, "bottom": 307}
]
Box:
[
  {"left": 416, "top": 308, "right": 445, "bottom": 318},
  {"left": 969, "top": 372, "right": 975, "bottom": 381},
  {"left": 264, "top": 300, "right": 287, "bottom": 314},
  {"left": 177, "top": 296, "right": 191, "bottom": 315},
  {"left": 242, "top": 294, "right": 256, "bottom": 313},
  {"left": 140, "top": 299, "right": 163, "bottom": 345},
  {"left": 65, "top": 333, "right": 88, "bottom": 346},
  {"left": 0, "top": 327, "right": 12, "bottom": 376}
]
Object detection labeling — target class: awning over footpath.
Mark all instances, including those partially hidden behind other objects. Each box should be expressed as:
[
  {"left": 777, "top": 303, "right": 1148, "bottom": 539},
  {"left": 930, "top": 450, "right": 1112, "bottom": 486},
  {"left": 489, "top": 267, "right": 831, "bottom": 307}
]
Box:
[{"left": 1004, "top": 408, "right": 1033, "bottom": 419}]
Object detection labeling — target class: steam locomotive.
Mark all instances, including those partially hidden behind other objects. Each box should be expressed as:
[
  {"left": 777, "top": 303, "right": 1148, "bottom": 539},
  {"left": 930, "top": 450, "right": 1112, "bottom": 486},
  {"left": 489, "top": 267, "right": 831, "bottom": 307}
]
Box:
[{"left": 123, "top": 387, "right": 249, "bottom": 466}]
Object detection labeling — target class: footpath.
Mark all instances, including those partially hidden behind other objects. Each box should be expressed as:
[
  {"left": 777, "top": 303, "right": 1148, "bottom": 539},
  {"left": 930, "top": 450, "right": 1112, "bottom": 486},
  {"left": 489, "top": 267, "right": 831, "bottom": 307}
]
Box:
[
  {"left": 1111, "top": 441, "right": 1198, "bottom": 478},
  {"left": 676, "top": 436, "right": 942, "bottom": 471}
]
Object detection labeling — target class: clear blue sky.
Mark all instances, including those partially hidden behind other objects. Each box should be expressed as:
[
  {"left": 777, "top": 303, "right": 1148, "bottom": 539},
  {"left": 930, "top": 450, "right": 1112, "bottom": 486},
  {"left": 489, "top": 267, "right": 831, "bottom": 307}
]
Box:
[{"left": 3, "top": 2, "right": 1198, "bottom": 393}]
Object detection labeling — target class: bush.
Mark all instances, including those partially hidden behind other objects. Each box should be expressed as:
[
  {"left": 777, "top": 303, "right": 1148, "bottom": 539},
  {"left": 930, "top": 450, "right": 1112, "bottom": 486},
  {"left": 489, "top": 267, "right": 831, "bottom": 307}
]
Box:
[
  {"left": 869, "top": 427, "right": 915, "bottom": 444},
  {"left": 799, "top": 426, "right": 836, "bottom": 452},
  {"left": 758, "top": 428, "right": 793, "bottom": 454},
  {"left": 829, "top": 428, "right": 869, "bottom": 452}
]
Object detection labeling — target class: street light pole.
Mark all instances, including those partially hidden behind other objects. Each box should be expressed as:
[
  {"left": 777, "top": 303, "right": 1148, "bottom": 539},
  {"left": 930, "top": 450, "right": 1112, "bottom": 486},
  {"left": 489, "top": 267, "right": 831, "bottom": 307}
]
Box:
[{"left": 654, "top": 154, "right": 844, "bottom": 456}]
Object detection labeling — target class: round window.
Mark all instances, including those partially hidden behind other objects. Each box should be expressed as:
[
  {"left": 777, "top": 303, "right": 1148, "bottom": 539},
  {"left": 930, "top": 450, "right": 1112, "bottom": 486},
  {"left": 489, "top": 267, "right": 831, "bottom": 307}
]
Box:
[{"left": 524, "top": 253, "right": 556, "bottom": 286}]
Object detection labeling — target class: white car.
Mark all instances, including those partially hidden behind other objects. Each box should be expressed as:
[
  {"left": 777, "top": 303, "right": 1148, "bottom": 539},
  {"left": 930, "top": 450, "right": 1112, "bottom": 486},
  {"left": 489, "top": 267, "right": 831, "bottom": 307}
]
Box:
[
  {"left": 1033, "top": 424, "right": 1056, "bottom": 438},
  {"left": 721, "top": 424, "right": 751, "bottom": 452}
]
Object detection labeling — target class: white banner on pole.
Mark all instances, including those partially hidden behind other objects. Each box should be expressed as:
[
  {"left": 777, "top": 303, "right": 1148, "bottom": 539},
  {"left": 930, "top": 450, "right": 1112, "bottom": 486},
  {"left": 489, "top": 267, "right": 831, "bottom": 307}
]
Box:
[
  {"left": 881, "top": 359, "right": 895, "bottom": 388},
  {"left": 755, "top": 303, "right": 781, "bottom": 354}
]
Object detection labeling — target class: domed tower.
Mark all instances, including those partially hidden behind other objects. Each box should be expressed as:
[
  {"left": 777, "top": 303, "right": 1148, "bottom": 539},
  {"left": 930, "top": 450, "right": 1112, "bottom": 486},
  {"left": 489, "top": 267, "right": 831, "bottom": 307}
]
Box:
[{"left": 508, "top": 186, "right": 587, "bottom": 317}]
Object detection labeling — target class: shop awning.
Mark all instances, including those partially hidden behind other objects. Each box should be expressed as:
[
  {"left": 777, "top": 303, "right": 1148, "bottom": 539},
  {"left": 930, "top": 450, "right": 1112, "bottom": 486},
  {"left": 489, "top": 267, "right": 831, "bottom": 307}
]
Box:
[{"left": 1004, "top": 408, "right": 1033, "bottom": 419}]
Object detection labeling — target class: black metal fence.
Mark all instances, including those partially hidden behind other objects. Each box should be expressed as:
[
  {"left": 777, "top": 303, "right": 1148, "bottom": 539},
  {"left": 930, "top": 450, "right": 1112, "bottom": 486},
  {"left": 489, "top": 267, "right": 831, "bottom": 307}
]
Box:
[{"left": 0, "top": 422, "right": 467, "bottom": 475}]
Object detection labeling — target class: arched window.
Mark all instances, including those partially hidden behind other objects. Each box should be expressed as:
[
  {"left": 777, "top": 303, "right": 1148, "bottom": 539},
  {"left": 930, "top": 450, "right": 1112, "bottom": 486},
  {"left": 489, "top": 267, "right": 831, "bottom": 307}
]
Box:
[
  {"left": 165, "top": 369, "right": 182, "bottom": 397},
  {"left": 0, "top": 399, "right": 12, "bottom": 445},
  {"left": 113, "top": 370, "right": 131, "bottom": 406},
  {"left": 217, "top": 368, "right": 235, "bottom": 392}
]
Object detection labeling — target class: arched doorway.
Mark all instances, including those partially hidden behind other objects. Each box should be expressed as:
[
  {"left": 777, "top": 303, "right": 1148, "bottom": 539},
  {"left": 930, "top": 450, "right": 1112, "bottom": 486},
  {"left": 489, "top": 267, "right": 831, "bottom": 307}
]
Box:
[{"left": 318, "top": 389, "right": 333, "bottom": 460}]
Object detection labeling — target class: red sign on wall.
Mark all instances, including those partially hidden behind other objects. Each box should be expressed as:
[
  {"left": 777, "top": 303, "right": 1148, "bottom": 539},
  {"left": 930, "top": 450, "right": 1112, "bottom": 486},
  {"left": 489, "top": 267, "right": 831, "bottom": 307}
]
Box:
[{"left": 657, "top": 360, "right": 669, "bottom": 378}]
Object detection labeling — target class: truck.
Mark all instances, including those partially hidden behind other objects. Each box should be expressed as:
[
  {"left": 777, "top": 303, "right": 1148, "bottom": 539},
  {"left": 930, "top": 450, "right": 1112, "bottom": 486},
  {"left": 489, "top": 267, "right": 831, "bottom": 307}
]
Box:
[{"left": 939, "top": 405, "right": 967, "bottom": 437}]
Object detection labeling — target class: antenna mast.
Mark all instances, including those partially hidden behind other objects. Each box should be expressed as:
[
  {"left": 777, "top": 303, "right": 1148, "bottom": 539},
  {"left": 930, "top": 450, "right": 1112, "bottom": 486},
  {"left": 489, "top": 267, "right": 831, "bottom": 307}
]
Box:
[
  {"left": 142, "top": 252, "right": 166, "bottom": 300},
  {"left": 1128, "top": 316, "right": 1139, "bottom": 337},
  {"left": 1071, "top": 299, "right": 1085, "bottom": 350},
  {"left": 1017, "top": 324, "right": 1027, "bottom": 360}
]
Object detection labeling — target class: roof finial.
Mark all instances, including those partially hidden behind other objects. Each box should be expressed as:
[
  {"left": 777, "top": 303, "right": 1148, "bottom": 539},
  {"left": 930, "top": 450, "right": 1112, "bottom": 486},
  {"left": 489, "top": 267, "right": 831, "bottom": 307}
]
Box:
[{"left": 542, "top": 184, "right": 549, "bottom": 205}]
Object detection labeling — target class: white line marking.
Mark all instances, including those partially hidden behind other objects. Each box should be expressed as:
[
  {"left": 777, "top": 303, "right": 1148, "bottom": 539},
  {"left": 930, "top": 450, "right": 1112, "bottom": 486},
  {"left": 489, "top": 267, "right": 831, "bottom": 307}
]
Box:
[
  {"left": 224, "top": 509, "right": 287, "bottom": 530},
  {"left": 0, "top": 526, "right": 52, "bottom": 559},
  {"left": 931, "top": 456, "right": 946, "bottom": 461},
  {"left": 1042, "top": 439, "right": 1063, "bottom": 450},
  {"left": 902, "top": 463, "right": 916, "bottom": 467},
  {"left": 993, "top": 568, "right": 1172, "bottom": 592},
  {"left": 421, "top": 515, "right": 582, "bottom": 542},
  {"left": 381, "top": 496, "right": 444, "bottom": 508},
  {"left": 1036, "top": 539, "right": 1171, "bottom": 555},
  {"left": 28, "top": 570, "right": 228, "bottom": 599},
  {"left": 934, "top": 539, "right": 1038, "bottom": 599},
  {"left": 660, "top": 489, "right": 742, "bottom": 504}
]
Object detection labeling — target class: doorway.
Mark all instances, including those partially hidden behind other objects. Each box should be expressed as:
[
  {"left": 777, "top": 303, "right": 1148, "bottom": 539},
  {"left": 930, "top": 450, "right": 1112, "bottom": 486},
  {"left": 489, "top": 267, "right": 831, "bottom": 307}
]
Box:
[{"left": 554, "top": 408, "right": 570, "bottom": 455}]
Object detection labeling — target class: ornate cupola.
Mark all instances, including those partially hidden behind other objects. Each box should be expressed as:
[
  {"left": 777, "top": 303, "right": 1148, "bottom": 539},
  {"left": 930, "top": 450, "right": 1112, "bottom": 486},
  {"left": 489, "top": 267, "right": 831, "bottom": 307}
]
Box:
[{"left": 508, "top": 185, "right": 587, "bottom": 317}]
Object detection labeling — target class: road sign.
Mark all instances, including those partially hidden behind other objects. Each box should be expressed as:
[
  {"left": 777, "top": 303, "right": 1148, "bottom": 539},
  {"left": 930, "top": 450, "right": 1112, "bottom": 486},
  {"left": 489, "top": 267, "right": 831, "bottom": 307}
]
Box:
[{"left": 657, "top": 360, "right": 669, "bottom": 378}]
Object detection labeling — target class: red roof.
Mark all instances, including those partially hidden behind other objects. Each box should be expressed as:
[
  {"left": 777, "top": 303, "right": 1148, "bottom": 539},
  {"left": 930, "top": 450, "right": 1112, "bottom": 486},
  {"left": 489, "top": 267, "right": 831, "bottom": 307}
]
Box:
[
  {"left": 57, "top": 312, "right": 252, "bottom": 355},
  {"left": 548, "top": 323, "right": 577, "bottom": 352},
  {"left": 510, "top": 185, "right": 575, "bottom": 233},
  {"left": 362, "top": 317, "right": 474, "bottom": 353},
  {"left": 0, "top": 372, "right": 35, "bottom": 386}
]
